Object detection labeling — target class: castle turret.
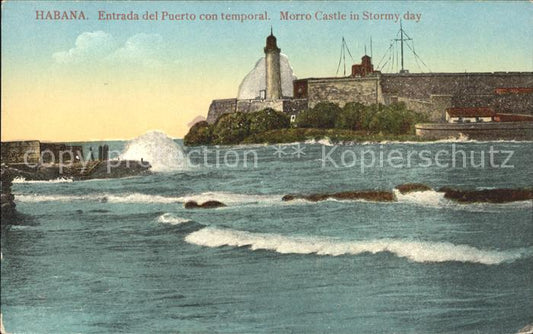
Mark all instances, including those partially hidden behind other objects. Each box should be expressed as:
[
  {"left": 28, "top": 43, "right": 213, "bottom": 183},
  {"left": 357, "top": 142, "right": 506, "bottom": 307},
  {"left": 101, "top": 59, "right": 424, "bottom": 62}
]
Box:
[{"left": 264, "top": 29, "right": 282, "bottom": 100}]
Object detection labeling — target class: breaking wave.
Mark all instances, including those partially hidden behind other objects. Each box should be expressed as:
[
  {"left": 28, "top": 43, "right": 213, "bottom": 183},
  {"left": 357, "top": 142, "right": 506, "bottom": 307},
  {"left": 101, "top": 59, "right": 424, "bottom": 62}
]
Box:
[
  {"left": 13, "top": 177, "right": 73, "bottom": 184},
  {"left": 120, "top": 130, "right": 190, "bottom": 172},
  {"left": 15, "top": 191, "right": 281, "bottom": 206},
  {"left": 157, "top": 213, "right": 191, "bottom": 225},
  {"left": 174, "top": 192, "right": 280, "bottom": 205},
  {"left": 305, "top": 137, "right": 335, "bottom": 146},
  {"left": 394, "top": 189, "right": 447, "bottom": 208},
  {"left": 185, "top": 227, "right": 533, "bottom": 265},
  {"left": 15, "top": 190, "right": 532, "bottom": 212},
  {"left": 393, "top": 189, "right": 532, "bottom": 211},
  {"left": 16, "top": 193, "right": 181, "bottom": 204}
]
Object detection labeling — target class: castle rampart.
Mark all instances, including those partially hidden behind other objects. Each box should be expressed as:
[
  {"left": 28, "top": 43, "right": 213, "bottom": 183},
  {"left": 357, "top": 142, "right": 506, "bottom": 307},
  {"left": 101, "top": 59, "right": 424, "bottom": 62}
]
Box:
[
  {"left": 205, "top": 33, "right": 533, "bottom": 125},
  {"left": 380, "top": 72, "right": 533, "bottom": 115}
]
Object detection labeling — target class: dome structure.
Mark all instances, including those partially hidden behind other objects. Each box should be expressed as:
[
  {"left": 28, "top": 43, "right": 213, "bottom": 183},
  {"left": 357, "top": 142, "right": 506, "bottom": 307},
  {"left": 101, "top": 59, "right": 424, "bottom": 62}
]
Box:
[{"left": 237, "top": 54, "right": 297, "bottom": 100}]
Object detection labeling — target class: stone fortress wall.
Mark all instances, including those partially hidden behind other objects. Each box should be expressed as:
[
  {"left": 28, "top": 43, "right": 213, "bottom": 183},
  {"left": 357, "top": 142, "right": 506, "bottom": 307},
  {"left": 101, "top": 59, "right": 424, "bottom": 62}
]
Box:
[
  {"left": 207, "top": 71, "right": 533, "bottom": 124},
  {"left": 205, "top": 32, "right": 532, "bottom": 125},
  {"left": 1, "top": 141, "right": 84, "bottom": 164},
  {"left": 1, "top": 141, "right": 41, "bottom": 164}
]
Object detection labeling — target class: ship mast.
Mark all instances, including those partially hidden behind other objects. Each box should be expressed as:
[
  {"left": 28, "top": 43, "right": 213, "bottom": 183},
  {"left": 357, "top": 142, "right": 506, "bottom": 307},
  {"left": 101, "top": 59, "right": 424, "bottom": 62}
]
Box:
[
  {"left": 375, "top": 22, "right": 431, "bottom": 73},
  {"left": 336, "top": 37, "right": 354, "bottom": 77},
  {"left": 394, "top": 21, "right": 411, "bottom": 73}
]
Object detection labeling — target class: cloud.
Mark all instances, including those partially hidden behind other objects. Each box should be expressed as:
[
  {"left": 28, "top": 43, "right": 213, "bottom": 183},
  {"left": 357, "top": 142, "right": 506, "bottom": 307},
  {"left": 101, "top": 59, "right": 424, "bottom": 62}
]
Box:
[
  {"left": 53, "top": 31, "right": 166, "bottom": 68},
  {"left": 110, "top": 33, "right": 165, "bottom": 68},
  {"left": 53, "top": 31, "right": 116, "bottom": 64}
]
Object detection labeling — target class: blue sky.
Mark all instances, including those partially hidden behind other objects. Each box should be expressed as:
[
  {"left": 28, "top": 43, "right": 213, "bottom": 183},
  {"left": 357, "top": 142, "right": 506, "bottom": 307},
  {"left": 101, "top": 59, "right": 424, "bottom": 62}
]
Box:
[{"left": 1, "top": 1, "right": 532, "bottom": 140}]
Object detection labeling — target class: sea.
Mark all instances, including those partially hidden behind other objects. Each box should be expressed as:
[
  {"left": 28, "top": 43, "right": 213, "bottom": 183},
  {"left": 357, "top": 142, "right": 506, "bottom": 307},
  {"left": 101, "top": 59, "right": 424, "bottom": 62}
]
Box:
[{"left": 1, "top": 131, "right": 532, "bottom": 334}]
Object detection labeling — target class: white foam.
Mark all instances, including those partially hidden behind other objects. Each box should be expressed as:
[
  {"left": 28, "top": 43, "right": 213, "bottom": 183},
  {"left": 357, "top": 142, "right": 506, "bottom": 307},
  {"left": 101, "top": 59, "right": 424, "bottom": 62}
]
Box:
[
  {"left": 393, "top": 189, "right": 533, "bottom": 211},
  {"left": 15, "top": 191, "right": 281, "bottom": 206},
  {"left": 120, "top": 130, "right": 190, "bottom": 172},
  {"left": 394, "top": 189, "right": 446, "bottom": 208},
  {"left": 15, "top": 193, "right": 180, "bottom": 204},
  {"left": 12, "top": 177, "right": 73, "bottom": 184},
  {"left": 353, "top": 138, "right": 533, "bottom": 146},
  {"left": 157, "top": 213, "right": 190, "bottom": 225},
  {"left": 16, "top": 194, "right": 88, "bottom": 202},
  {"left": 106, "top": 193, "right": 182, "bottom": 204},
  {"left": 305, "top": 137, "right": 335, "bottom": 146},
  {"left": 174, "top": 192, "right": 280, "bottom": 205},
  {"left": 185, "top": 227, "right": 532, "bottom": 265},
  {"left": 14, "top": 190, "right": 530, "bottom": 212}
]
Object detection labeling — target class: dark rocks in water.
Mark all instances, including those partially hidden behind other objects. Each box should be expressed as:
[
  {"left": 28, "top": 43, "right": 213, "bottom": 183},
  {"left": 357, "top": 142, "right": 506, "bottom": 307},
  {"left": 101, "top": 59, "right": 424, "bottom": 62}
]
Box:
[
  {"left": 184, "top": 201, "right": 199, "bottom": 209},
  {"left": 281, "top": 194, "right": 297, "bottom": 201},
  {"left": 1, "top": 165, "right": 18, "bottom": 224},
  {"left": 439, "top": 187, "right": 533, "bottom": 203},
  {"left": 184, "top": 200, "right": 226, "bottom": 209},
  {"left": 90, "top": 209, "right": 111, "bottom": 213},
  {"left": 86, "top": 160, "right": 151, "bottom": 180},
  {"left": 282, "top": 191, "right": 395, "bottom": 202},
  {"left": 1, "top": 160, "right": 151, "bottom": 182},
  {"left": 395, "top": 183, "right": 433, "bottom": 194},
  {"left": 283, "top": 186, "right": 532, "bottom": 204},
  {"left": 1, "top": 198, "right": 17, "bottom": 220}
]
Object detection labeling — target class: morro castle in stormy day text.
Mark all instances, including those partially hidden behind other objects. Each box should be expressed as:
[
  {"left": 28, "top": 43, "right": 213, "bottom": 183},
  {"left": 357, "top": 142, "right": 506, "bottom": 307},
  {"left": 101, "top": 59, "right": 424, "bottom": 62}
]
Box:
[{"left": 205, "top": 29, "right": 533, "bottom": 140}]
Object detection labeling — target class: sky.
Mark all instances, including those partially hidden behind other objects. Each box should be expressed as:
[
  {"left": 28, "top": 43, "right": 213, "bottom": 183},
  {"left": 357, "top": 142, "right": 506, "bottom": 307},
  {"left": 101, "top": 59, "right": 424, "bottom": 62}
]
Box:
[{"left": 1, "top": 1, "right": 532, "bottom": 141}]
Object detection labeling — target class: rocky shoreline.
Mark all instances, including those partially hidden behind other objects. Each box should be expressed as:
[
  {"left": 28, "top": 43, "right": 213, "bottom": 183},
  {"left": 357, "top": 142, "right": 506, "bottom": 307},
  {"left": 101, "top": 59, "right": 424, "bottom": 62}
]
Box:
[
  {"left": 281, "top": 184, "right": 533, "bottom": 204},
  {"left": 1, "top": 166, "right": 18, "bottom": 224},
  {"left": 1, "top": 161, "right": 151, "bottom": 227},
  {"left": 4, "top": 160, "right": 151, "bottom": 182}
]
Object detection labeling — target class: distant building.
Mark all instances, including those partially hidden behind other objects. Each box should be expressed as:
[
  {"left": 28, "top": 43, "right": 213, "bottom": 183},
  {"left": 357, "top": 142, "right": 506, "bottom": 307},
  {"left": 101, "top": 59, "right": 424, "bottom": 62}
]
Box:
[
  {"left": 446, "top": 108, "right": 495, "bottom": 123},
  {"left": 264, "top": 29, "right": 282, "bottom": 100},
  {"left": 206, "top": 33, "right": 533, "bottom": 125},
  {"left": 1, "top": 141, "right": 84, "bottom": 164}
]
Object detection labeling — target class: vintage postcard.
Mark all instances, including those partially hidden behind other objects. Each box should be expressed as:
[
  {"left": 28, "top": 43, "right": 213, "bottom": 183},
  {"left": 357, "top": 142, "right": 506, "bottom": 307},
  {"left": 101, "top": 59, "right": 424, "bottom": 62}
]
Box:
[{"left": 1, "top": 1, "right": 532, "bottom": 333}]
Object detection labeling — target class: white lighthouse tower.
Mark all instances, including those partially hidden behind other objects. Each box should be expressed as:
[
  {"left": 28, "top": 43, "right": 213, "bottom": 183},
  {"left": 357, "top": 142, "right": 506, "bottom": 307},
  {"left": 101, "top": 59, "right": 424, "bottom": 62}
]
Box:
[{"left": 264, "top": 28, "right": 283, "bottom": 100}]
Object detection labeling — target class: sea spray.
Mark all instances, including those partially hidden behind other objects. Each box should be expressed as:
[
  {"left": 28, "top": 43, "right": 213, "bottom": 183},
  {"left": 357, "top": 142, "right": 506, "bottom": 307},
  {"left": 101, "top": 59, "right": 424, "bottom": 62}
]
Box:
[
  {"left": 15, "top": 191, "right": 281, "bottom": 205},
  {"left": 393, "top": 189, "right": 446, "bottom": 208},
  {"left": 12, "top": 176, "right": 73, "bottom": 183},
  {"left": 185, "top": 227, "right": 532, "bottom": 265},
  {"left": 120, "top": 130, "right": 190, "bottom": 172},
  {"left": 157, "top": 213, "right": 191, "bottom": 225}
]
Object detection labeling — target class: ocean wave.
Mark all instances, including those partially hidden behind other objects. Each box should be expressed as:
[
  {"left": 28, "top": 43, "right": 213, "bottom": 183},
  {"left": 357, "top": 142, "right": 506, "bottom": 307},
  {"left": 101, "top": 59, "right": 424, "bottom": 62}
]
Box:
[
  {"left": 16, "top": 194, "right": 91, "bottom": 202},
  {"left": 12, "top": 177, "right": 73, "bottom": 184},
  {"left": 394, "top": 189, "right": 447, "bottom": 208},
  {"left": 185, "top": 227, "right": 532, "bottom": 265},
  {"left": 393, "top": 189, "right": 532, "bottom": 211},
  {"left": 120, "top": 130, "right": 190, "bottom": 172},
  {"left": 342, "top": 138, "right": 533, "bottom": 146},
  {"left": 305, "top": 137, "right": 335, "bottom": 146},
  {"left": 174, "top": 192, "right": 280, "bottom": 205},
  {"left": 15, "top": 193, "right": 182, "bottom": 204},
  {"left": 14, "top": 190, "right": 531, "bottom": 212},
  {"left": 15, "top": 191, "right": 282, "bottom": 205},
  {"left": 156, "top": 213, "right": 191, "bottom": 225}
]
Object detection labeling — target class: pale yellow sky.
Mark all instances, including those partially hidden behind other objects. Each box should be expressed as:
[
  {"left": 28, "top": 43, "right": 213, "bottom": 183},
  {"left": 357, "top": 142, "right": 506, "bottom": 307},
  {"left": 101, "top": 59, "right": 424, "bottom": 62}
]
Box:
[
  {"left": 2, "top": 2, "right": 531, "bottom": 142},
  {"left": 1, "top": 58, "right": 240, "bottom": 142}
]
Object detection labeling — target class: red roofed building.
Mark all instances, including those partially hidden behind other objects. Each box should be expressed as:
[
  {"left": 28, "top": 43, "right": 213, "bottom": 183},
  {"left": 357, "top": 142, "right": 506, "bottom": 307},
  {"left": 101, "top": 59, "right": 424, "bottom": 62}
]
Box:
[
  {"left": 494, "top": 87, "right": 533, "bottom": 95},
  {"left": 351, "top": 55, "right": 376, "bottom": 78},
  {"left": 446, "top": 107, "right": 495, "bottom": 123},
  {"left": 493, "top": 113, "right": 533, "bottom": 122}
]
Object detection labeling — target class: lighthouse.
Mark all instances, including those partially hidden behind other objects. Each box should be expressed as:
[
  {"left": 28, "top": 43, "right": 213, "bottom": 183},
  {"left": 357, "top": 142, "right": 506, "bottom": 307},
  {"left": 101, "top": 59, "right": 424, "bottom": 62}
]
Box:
[{"left": 264, "top": 29, "right": 282, "bottom": 100}]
